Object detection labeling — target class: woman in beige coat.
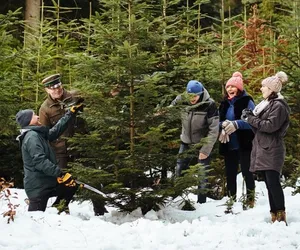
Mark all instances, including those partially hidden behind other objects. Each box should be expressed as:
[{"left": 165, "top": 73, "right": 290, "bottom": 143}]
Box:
[{"left": 241, "top": 71, "right": 290, "bottom": 225}]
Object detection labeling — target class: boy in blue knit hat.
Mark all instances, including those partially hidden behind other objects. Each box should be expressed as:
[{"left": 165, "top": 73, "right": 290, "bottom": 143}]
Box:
[{"left": 171, "top": 80, "right": 219, "bottom": 203}]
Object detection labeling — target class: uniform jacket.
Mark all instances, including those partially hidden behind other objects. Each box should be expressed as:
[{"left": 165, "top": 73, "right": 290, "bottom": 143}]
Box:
[
  {"left": 247, "top": 96, "right": 290, "bottom": 174},
  {"left": 16, "top": 112, "right": 73, "bottom": 199},
  {"left": 39, "top": 89, "right": 85, "bottom": 156},
  {"left": 219, "top": 92, "right": 255, "bottom": 155},
  {"left": 172, "top": 88, "right": 219, "bottom": 156}
]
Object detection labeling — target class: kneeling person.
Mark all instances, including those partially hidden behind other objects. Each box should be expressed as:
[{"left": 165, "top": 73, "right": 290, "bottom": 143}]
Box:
[{"left": 16, "top": 106, "right": 82, "bottom": 213}]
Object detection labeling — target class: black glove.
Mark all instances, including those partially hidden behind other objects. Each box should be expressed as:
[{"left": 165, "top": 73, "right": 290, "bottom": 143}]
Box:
[
  {"left": 69, "top": 98, "right": 84, "bottom": 114},
  {"left": 241, "top": 108, "right": 254, "bottom": 122},
  {"left": 57, "top": 173, "right": 77, "bottom": 187}
]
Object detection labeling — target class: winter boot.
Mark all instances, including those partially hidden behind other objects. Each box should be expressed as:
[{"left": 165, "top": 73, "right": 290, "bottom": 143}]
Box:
[
  {"left": 92, "top": 198, "right": 108, "bottom": 216},
  {"left": 242, "top": 199, "right": 255, "bottom": 210},
  {"left": 248, "top": 200, "right": 255, "bottom": 208},
  {"left": 270, "top": 212, "right": 277, "bottom": 223},
  {"left": 197, "top": 193, "right": 207, "bottom": 204},
  {"left": 247, "top": 191, "right": 255, "bottom": 209},
  {"left": 276, "top": 210, "right": 287, "bottom": 226}
]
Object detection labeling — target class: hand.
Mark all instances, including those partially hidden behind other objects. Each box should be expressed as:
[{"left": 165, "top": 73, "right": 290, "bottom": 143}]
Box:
[
  {"left": 153, "top": 109, "right": 167, "bottom": 117},
  {"left": 199, "top": 152, "right": 208, "bottom": 160},
  {"left": 218, "top": 129, "right": 230, "bottom": 143},
  {"left": 57, "top": 173, "right": 77, "bottom": 187},
  {"left": 224, "top": 121, "right": 238, "bottom": 135},
  {"left": 241, "top": 108, "right": 254, "bottom": 122},
  {"left": 69, "top": 98, "right": 84, "bottom": 114},
  {"left": 221, "top": 120, "right": 230, "bottom": 129},
  {"left": 70, "top": 103, "right": 84, "bottom": 114}
]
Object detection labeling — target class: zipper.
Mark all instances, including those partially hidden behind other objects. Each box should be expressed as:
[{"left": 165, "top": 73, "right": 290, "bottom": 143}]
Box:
[{"left": 189, "top": 111, "right": 193, "bottom": 142}]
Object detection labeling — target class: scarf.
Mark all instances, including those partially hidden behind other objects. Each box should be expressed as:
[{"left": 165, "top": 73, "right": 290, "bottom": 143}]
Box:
[
  {"left": 253, "top": 92, "right": 284, "bottom": 116},
  {"left": 253, "top": 99, "right": 269, "bottom": 116}
]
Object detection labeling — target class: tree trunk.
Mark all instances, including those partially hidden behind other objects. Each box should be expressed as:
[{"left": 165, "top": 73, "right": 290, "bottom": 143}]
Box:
[{"left": 24, "top": 0, "right": 40, "bottom": 47}]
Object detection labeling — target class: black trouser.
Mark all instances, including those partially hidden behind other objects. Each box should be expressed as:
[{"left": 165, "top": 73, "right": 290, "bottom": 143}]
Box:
[
  {"left": 56, "top": 153, "right": 107, "bottom": 215},
  {"left": 91, "top": 198, "right": 108, "bottom": 216},
  {"left": 28, "top": 184, "right": 78, "bottom": 212},
  {"left": 261, "top": 170, "right": 285, "bottom": 213},
  {"left": 224, "top": 149, "right": 255, "bottom": 201},
  {"left": 176, "top": 143, "right": 210, "bottom": 204}
]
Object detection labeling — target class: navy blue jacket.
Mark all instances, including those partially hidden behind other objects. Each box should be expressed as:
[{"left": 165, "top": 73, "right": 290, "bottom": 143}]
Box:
[{"left": 219, "top": 91, "right": 255, "bottom": 155}]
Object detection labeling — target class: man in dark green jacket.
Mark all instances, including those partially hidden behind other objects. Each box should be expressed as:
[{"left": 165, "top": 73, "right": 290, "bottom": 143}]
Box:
[{"left": 16, "top": 106, "right": 81, "bottom": 213}]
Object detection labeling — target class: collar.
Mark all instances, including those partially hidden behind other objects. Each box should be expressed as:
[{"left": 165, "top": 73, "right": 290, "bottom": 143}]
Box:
[{"left": 47, "top": 89, "right": 72, "bottom": 108}]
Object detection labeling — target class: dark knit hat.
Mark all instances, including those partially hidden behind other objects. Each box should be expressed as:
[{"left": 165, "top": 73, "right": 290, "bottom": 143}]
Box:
[
  {"left": 186, "top": 80, "right": 204, "bottom": 94},
  {"left": 42, "top": 74, "right": 62, "bottom": 88},
  {"left": 16, "top": 109, "right": 34, "bottom": 128}
]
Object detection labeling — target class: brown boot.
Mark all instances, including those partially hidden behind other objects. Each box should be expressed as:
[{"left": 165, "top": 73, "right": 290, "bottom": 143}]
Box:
[
  {"left": 243, "top": 200, "right": 255, "bottom": 210},
  {"left": 270, "top": 212, "right": 277, "bottom": 223},
  {"left": 276, "top": 210, "right": 287, "bottom": 226},
  {"left": 248, "top": 200, "right": 255, "bottom": 208}
]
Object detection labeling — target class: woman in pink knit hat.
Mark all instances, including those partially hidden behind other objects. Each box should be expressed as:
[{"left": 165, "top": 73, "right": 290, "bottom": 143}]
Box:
[
  {"left": 241, "top": 71, "right": 290, "bottom": 225},
  {"left": 218, "top": 72, "right": 255, "bottom": 209}
]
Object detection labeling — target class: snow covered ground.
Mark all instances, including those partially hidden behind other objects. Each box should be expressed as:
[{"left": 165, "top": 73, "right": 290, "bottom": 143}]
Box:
[{"left": 1, "top": 174, "right": 299, "bottom": 250}]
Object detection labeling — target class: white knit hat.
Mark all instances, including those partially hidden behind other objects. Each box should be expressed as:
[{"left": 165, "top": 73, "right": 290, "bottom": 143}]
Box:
[{"left": 261, "top": 71, "right": 288, "bottom": 93}]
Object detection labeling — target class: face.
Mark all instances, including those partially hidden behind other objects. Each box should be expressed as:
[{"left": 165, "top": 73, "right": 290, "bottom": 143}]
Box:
[
  {"left": 260, "top": 85, "right": 273, "bottom": 99},
  {"left": 226, "top": 85, "right": 238, "bottom": 99},
  {"left": 45, "top": 84, "right": 63, "bottom": 100},
  {"left": 189, "top": 94, "right": 200, "bottom": 105},
  {"left": 29, "top": 113, "right": 41, "bottom": 126}
]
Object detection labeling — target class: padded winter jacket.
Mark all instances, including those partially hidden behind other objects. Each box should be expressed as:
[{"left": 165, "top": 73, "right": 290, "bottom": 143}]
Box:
[
  {"left": 248, "top": 97, "right": 290, "bottom": 174},
  {"left": 16, "top": 112, "right": 73, "bottom": 199},
  {"left": 171, "top": 87, "right": 219, "bottom": 156}
]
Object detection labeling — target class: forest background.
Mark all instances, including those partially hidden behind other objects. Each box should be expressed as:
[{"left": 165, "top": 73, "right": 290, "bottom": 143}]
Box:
[{"left": 1, "top": 0, "right": 300, "bottom": 214}]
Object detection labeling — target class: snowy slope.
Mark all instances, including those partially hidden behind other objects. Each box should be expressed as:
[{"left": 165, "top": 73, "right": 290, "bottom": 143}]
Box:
[{"left": 0, "top": 174, "right": 299, "bottom": 250}]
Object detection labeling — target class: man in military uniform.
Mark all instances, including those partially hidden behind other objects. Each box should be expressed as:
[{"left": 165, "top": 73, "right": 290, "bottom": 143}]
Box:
[
  {"left": 39, "top": 73, "right": 107, "bottom": 216},
  {"left": 39, "top": 74, "right": 84, "bottom": 169}
]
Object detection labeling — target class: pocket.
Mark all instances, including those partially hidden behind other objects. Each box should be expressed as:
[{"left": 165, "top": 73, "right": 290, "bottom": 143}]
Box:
[
  {"left": 258, "top": 133, "right": 275, "bottom": 150},
  {"left": 49, "top": 112, "right": 63, "bottom": 126},
  {"left": 192, "top": 111, "right": 207, "bottom": 129},
  {"left": 259, "top": 141, "right": 283, "bottom": 161}
]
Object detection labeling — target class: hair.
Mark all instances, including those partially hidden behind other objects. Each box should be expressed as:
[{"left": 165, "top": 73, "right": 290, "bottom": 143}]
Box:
[{"left": 267, "top": 92, "right": 278, "bottom": 101}]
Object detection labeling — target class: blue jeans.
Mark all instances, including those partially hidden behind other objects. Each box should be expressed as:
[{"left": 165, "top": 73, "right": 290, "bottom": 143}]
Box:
[{"left": 176, "top": 143, "right": 210, "bottom": 203}]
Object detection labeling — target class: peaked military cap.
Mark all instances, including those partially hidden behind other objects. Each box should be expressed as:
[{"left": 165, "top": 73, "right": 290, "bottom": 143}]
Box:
[{"left": 42, "top": 74, "right": 62, "bottom": 88}]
